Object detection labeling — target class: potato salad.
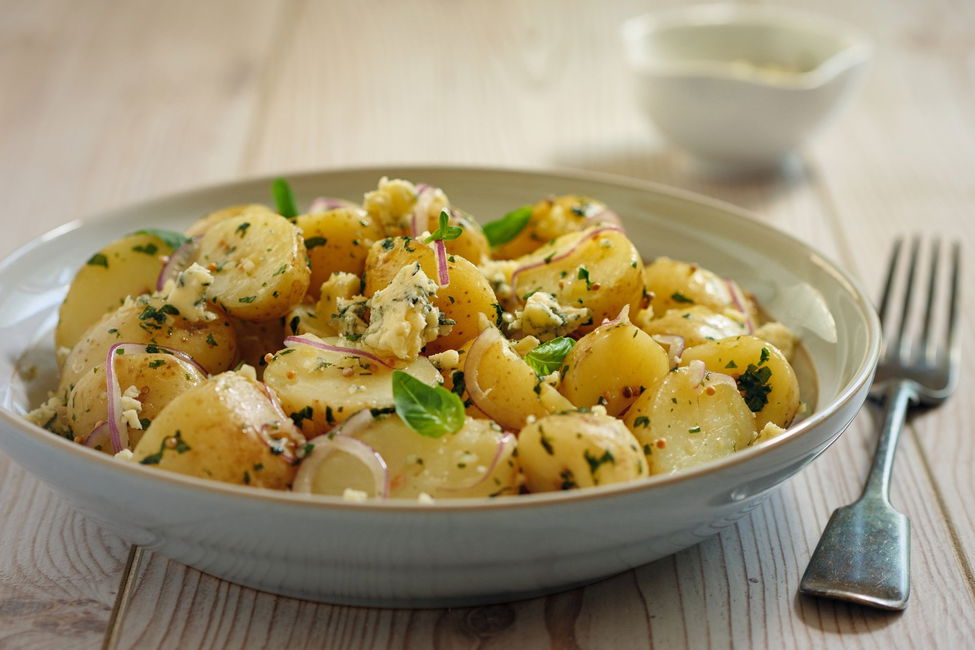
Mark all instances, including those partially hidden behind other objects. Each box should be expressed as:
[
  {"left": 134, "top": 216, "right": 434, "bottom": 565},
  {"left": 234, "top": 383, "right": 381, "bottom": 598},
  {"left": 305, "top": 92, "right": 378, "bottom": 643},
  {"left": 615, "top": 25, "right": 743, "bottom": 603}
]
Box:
[{"left": 28, "top": 177, "right": 803, "bottom": 499}]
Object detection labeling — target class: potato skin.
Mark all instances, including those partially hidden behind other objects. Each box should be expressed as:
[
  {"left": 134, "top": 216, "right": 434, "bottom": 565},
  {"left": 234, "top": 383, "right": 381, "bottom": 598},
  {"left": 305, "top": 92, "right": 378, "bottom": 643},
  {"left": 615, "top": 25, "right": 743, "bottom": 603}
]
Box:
[
  {"left": 132, "top": 372, "right": 304, "bottom": 488},
  {"left": 510, "top": 227, "right": 643, "bottom": 333},
  {"left": 297, "top": 208, "right": 383, "bottom": 299},
  {"left": 59, "top": 296, "right": 237, "bottom": 393},
  {"left": 519, "top": 412, "right": 648, "bottom": 492},
  {"left": 56, "top": 232, "right": 178, "bottom": 350},
  {"left": 559, "top": 316, "right": 669, "bottom": 416},
  {"left": 681, "top": 335, "right": 799, "bottom": 429},
  {"left": 65, "top": 353, "right": 205, "bottom": 449},
  {"left": 637, "top": 305, "right": 747, "bottom": 347},
  {"left": 364, "top": 237, "right": 498, "bottom": 353},
  {"left": 197, "top": 213, "right": 310, "bottom": 320},
  {"left": 305, "top": 414, "right": 520, "bottom": 498},
  {"left": 185, "top": 204, "right": 274, "bottom": 238},
  {"left": 643, "top": 257, "right": 756, "bottom": 323}
]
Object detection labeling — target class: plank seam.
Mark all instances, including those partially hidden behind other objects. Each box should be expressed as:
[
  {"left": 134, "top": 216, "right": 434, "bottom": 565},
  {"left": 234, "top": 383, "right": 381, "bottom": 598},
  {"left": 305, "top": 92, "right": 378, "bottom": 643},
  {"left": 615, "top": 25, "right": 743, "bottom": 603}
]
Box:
[{"left": 101, "top": 545, "right": 145, "bottom": 650}]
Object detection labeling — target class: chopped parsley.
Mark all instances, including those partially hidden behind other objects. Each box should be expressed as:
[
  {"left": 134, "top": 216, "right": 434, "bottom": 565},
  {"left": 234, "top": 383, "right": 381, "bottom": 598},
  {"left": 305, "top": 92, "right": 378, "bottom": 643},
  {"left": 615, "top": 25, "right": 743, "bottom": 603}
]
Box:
[
  {"left": 304, "top": 236, "right": 327, "bottom": 249},
  {"left": 736, "top": 363, "right": 773, "bottom": 412},
  {"left": 577, "top": 266, "right": 592, "bottom": 290},
  {"left": 139, "top": 430, "right": 191, "bottom": 464},
  {"left": 290, "top": 406, "right": 313, "bottom": 427},
  {"left": 132, "top": 243, "right": 159, "bottom": 255},
  {"left": 584, "top": 449, "right": 616, "bottom": 478},
  {"left": 131, "top": 229, "right": 190, "bottom": 250},
  {"left": 238, "top": 295, "right": 257, "bottom": 303},
  {"left": 206, "top": 334, "right": 218, "bottom": 347},
  {"left": 87, "top": 253, "right": 109, "bottom": 268},
  {"left": 633, "top": 416, "right": 651, "bottom": 428},
  {"left": 235, "top": 221, "right": 251, "bottom": 237},
  {"left": 671, "top": 292, "right": 694, "bottom": 304}
]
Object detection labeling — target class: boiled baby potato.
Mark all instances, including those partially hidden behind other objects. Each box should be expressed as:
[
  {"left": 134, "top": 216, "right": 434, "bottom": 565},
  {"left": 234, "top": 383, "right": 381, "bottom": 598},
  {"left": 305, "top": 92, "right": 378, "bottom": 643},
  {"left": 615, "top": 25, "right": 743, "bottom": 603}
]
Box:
[
  {"left": 519, "top": 412, "right": 648, "bottom": 492},
  {"left": 623, "top": 364, "right": 756, "bottom": 475},
  {"left": 56, "top": 231, "right": 180, "bottom": 350},
  {"left": 301, "top": 413, "right": 519, "bottom": 498},
  {"left": 262, "top": 335, "right": 441, "bottom": 436},
  {"left": 440, "top": 208, "right": 490, "bottom": 265},
  {"left": 65, "top": 352, "right": 205, "bottom": 449},
  {"left": 643, "top": 257, "right": 756, "bottom": 323},
  {"left": 493, "top": 195, "right": 620, "bottom": 260},
  {"left": 637, "top": 305, "right": 747, "bottom": 348},
  {"left": 296, "top": 207, "right": 383, "bottom": 299},
  {"left": 132, "top": 371, "right": 305, "bottom": 488},
  {"left": 197, "top": 213, "right": 310, "bottom": 320},
  {"left": 364, "top": 236, "right": 498, "bottom": 353},
  {"left": 59, "top": 296, "right": 237, "bottom": 392},
  {"left": 682, "top": 335, "right": 799, "bottom": 429},
  {"left": 463, "top": 327, "right": 574, "bottom": 431},
  {"left": 510, "top": 226, "right": 643, "bottom": 333},
  {"left": 184, "top": 204, "right": 274, "bottom": 238},
  {"left": 559, "top": 312, "right": 669, "bottom": 416}
]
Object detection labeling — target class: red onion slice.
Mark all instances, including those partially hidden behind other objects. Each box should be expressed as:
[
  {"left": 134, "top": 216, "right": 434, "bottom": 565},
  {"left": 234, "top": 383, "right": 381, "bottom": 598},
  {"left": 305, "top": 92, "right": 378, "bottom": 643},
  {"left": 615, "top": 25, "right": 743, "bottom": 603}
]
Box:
[
  {"left": 84, "top": 422, "right": 111, "bottom": 450},
  {"left": 293, "top": 433, "right": 389, "bottom": 498},
  {"left": 330, "top": 408, "right": 375, "bottom": 437},
  {"left": 724, "top": 278, "right": 754, "bottom": 333},
  {"left": 599, "top": 304, "right": 631, "bottom": 328},
  {"left": 104, "top": 343, "right": 210, "bottom": 454},
  {"left": 510, "top": 226, "right": 624, "bottom": 291},
  {"left": 435, "top": 432, "right": 515, "bottom": 494},
  {"left": 308, "top": 197, "right": 349, "bottom": 213},
  {"left": 704, "top": 370, "right": 739, "bottom": 391},
  {"left": 652, "top": 334, "right": 685, "bottom": 368},
  {"left": 283, "top": 335, "right": 393, "bottom": 369},
  {"left": 156, "top": 237, "right": 200, "bottom": 292},
  {"left": 687, "top": 359, "right": 707, "bottom": 387},
  {"left": 410, "top": 184, "right": 432, "bottom": 238},
  {"left": 433, "top": 239, "right": 450, "bottom": 286}
]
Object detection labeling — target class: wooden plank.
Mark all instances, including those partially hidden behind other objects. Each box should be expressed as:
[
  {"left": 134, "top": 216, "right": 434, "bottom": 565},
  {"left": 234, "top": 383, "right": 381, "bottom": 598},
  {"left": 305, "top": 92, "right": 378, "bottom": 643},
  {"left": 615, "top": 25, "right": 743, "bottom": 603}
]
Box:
[{"left": 0, "top": 0, "right": 289, "bottom": 645}]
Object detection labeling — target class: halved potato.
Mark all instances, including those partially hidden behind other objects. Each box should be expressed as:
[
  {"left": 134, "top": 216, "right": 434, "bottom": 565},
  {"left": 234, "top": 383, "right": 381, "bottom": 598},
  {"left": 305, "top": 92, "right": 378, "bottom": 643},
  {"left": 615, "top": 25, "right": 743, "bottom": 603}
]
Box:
[
  {"left": 493, "top": 195, "right": 619, "bottom": 260},
  {"left": 681, "top": 335, "right": 799, "bottom": 429},
  {"left": 65, "top": 353, "right": 205, "bottom": 449},
  {"left": 519, "top": 412, "right": 648, "bottom": 491},
  {"left": 296, "top": 208, "right": 383, "bottom": 299},
  {"left": 510, "top": 226, "right": 643, "bottom": 333},
  {"left": 262, "top": 335, "right": 441, "bottom": 436},
  {"left": 56, "top": 231, "right": 180, "bottom": 350},
  {"left": 197, "top": 213, "right": 310, "bottom": 320},
  {"left": 559, "top": 314, "right": 669, "bottom": 416},
  {"left": 59, "top": 296, "right": 237, "bottom": 392},
  {"left": 623, "top": 365, "right": 756, "bottom": 475},
  {"left": 132, "top": 371, "right": 304, "bottom": 488},
  {"left": 301, "top": 413, "right": 519, "bottom": 498}
]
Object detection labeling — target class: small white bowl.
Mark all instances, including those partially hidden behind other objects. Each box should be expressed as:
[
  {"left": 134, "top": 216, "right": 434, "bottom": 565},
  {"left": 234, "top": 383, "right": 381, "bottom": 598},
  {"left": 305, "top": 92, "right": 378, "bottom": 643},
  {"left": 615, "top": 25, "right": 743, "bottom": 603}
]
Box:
[{"left": 622, "top": 5, "right": 872, "bottom": 172}]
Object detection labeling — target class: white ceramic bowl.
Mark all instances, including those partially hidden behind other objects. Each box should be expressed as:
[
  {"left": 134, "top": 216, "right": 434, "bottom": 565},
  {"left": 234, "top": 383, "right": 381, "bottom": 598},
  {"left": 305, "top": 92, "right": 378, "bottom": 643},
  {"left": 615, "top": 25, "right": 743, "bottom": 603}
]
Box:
[
  {"left": 622, "top": 5, "right": 872, "bottom": 171},
  {"left": 0, "top": 167, "right": 880, "bottom": 607}
]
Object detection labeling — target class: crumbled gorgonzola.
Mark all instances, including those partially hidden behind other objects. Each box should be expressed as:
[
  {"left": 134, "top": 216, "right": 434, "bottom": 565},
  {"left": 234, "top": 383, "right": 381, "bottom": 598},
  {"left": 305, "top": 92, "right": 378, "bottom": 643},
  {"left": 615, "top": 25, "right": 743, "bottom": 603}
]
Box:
[
  {"left": 360, "top": 263, "right": 452, "bottom": 360},
  {"left": 161, "top": 263, "right": 217, "bottom": 322},
  {"left": 509, "top": 292, "right": 589, "bottom": 340}
]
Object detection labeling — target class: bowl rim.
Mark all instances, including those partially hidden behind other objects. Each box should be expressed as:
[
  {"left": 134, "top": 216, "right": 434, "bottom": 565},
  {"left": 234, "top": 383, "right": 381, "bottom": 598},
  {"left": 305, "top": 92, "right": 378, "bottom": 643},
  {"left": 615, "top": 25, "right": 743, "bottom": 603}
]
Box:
[
  {"left": 621, "top": 3, "right": 873, "bottom": 90},
  {"left": 0, "top": 163, "right": 882, "bottom": 513}
]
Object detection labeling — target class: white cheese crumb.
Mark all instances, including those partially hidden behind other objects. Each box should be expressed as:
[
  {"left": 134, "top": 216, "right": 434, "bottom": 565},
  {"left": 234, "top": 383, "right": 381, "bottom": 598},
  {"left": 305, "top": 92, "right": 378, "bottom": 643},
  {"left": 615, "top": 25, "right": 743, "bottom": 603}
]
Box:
[
  {"left": 114, "top": 449, "right": 135, "bottom": 462},
  {"left": 417, "top": 492, "right": 435, "bottom": 504},
  {"left": 25, "top": 394, "right": 63, "bottom": 429},
  {"left": 162, "top": 263, "right": 217, "bottom": 322},
  {"left": 56, "top": 346, "right": 73, "bottom": 366},
  {"left": 510, "top": 292, "right": 589, "bottom": 341},
  {"left": 428, "top": 349, "right": 460, "bottom": 371},
  {"left": 236, "top": 363, "right": 258, "bottom": 381},
  {"left": 342, "top": 488, "right": 369, "bottom": 502},
  {"left": 478, "top": 259, "right": 518, "bottom": 300},
  {"left": 361, "top": 263, "right": 451, "bottom": 360},
  {"left": 591, "top": 405, "right": 608, "bottom": 417},
  {"left": 239, "top": 257, "right": 256, "bottom": 274}
]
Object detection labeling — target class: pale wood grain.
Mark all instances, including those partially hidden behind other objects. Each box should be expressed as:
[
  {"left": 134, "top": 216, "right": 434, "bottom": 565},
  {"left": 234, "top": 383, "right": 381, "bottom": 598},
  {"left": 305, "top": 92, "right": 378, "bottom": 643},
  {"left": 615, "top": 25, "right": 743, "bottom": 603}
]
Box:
[
  {"left": 1, "top": 0, "right": 973, "bottom": 647},
  {"left": 0, "top": 0, "right": 288, "bottom": 645}
]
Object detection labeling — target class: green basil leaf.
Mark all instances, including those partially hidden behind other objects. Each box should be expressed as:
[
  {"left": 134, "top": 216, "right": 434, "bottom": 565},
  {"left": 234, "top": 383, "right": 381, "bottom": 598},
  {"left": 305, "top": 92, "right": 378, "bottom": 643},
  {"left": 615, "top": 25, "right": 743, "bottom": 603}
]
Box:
[
  {"left": 524, "top": 337, "right": 575, "bottom": 377},
  {"left": 272, "top": 178, "right": 299, "bottom": 221},
  {"left": 131, "top": 229, "right": 190, "bottom": 251},
  {"left": 424, "top": 209, "right": 464, "bottom": 242},
  {"left": 482, "top": 205, "right": 532, "bottom": 247},
  {"left": 392, "top": 370, "right": 465, "bottom": 438}
]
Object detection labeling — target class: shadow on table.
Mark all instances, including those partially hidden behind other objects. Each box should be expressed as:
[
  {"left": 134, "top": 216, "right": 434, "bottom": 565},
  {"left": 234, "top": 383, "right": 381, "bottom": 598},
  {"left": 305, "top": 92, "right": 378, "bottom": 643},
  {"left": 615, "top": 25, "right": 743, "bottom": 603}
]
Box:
[{"left": 547, "top": 139, "right": 814, "bottom": 216}]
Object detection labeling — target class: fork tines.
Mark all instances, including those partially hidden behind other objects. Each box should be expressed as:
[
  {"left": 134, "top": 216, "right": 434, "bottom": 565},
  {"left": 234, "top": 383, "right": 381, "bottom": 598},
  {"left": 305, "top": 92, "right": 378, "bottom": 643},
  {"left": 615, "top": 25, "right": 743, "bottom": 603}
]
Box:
[{"left": 877, "top": 236, "right": 961, "bottom": 368}]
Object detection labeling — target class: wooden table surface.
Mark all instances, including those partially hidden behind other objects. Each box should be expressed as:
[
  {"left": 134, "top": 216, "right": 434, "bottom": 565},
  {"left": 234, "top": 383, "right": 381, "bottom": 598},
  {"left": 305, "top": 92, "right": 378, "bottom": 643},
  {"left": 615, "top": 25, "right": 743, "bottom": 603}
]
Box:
[{"left": 1, "top": 0, "right": 973, "bottom": 648}]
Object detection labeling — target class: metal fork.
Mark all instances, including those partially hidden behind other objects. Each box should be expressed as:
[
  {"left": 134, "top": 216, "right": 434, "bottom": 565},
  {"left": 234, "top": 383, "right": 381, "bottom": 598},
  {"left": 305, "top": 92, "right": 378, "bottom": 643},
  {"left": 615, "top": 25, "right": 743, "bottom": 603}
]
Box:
[{"left": 799, "top": 236, "right": 962, "bottom": 610}]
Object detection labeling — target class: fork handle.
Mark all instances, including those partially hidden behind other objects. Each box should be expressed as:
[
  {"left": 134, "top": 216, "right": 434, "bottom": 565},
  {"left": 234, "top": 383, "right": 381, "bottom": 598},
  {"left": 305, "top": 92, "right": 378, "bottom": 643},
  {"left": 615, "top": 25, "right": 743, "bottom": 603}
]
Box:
[
  {"left": 799, "top": 379, "right": 914, "bottom": 609},
  {"left": 862, "top": 380, "right": 915, "bottom": 502}
]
